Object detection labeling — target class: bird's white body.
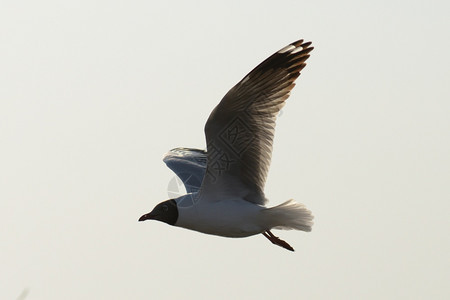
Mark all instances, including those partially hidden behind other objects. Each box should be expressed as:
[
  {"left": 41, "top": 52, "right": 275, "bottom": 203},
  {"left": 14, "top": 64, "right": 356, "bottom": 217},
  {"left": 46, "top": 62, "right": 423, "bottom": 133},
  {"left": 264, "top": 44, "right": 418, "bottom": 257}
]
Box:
[
  {"left": 175, "top": 193, "right": 265, "bottom": 237},
  {"left": 175, "top": 193, "right": 313, "bottom": 238}
]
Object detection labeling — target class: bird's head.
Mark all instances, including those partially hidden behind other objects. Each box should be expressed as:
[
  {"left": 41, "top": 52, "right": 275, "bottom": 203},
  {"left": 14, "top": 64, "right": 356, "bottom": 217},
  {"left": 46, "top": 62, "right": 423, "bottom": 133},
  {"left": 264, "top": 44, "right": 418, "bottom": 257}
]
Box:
[{"left": 138, "top": 199, "right": 178, "bottom": 225}]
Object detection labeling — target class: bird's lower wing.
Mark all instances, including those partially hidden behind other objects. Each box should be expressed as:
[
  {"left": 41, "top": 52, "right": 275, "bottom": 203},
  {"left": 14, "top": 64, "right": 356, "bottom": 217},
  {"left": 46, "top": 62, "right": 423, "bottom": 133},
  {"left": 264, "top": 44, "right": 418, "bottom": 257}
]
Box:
[{"left": 163, "top": 147, "right": 207, "bottom": 193}]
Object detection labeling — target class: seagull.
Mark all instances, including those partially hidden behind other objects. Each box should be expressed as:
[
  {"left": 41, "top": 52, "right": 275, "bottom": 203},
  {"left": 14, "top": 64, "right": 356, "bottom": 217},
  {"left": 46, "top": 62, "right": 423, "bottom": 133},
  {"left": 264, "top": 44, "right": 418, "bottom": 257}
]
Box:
[{"left": 139, "top": 39, "right": 314, "bottom": 251}]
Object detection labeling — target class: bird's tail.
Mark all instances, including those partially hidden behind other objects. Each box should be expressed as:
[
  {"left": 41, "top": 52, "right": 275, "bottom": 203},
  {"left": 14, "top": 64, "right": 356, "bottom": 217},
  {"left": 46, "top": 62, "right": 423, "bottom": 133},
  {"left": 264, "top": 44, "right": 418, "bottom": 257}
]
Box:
[{"left": 262, "top": 199, "right": 314, "bottom": 232}]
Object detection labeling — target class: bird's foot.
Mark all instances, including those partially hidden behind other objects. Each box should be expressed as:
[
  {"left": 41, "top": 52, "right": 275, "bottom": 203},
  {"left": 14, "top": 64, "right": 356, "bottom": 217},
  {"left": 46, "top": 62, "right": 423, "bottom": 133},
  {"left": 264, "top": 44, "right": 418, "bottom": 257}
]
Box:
[{"left": 262, "top": 230, "right": 294, "bottom": 252}]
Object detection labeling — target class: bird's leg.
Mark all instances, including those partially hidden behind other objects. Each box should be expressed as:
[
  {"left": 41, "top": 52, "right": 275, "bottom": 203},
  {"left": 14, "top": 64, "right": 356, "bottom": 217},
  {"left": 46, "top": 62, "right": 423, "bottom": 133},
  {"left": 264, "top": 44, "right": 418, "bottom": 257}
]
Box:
[{"left": 262, "top": 230, "right": 295, "bottom": 251}]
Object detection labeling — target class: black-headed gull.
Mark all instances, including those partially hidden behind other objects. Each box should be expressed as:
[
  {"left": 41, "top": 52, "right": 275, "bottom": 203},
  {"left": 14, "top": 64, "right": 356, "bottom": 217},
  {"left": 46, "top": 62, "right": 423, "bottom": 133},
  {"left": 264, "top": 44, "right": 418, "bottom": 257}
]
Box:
[{"left": 139, "top": 39, "right": 314, "bottom": 251}]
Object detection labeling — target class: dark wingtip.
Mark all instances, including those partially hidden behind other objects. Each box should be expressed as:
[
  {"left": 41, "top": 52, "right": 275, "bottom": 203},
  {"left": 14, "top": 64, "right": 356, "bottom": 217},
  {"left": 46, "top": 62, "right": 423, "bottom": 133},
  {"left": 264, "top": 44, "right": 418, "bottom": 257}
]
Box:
[
  {"left": 292, "top": 39, "right": 304, "bottom": 47},
  {"left": 301, "top": 41, "right": 313, "bottom": 48}
]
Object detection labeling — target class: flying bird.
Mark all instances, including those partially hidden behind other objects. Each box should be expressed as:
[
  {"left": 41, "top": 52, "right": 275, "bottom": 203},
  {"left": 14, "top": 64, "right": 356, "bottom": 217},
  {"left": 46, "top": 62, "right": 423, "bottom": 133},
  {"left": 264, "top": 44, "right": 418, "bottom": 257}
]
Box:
[{"left": 139, "top": 39, "right": 314, "bottom": 251}]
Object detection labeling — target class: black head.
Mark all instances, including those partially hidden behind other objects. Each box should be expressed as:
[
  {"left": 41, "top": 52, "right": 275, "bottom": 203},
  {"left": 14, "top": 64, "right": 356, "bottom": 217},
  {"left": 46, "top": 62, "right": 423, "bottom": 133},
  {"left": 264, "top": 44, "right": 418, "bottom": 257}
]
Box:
[{"left": 138, "top": 199, "right": 178, "bottom": 225}]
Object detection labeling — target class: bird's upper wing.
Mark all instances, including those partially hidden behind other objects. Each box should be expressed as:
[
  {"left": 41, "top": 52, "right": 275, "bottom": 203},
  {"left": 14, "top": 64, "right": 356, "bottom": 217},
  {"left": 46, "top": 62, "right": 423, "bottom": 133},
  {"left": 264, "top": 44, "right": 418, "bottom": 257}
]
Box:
[
  {"left": 163, "top": 147, "right": 207, "bottom": 193},
  {"left": 200, "top": 39, "right": 313, "bottom": 205}
]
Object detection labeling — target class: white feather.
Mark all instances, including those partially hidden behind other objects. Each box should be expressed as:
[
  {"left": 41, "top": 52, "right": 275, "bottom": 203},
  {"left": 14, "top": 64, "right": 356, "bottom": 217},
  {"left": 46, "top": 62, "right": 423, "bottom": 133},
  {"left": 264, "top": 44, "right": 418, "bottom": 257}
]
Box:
[{"left": 262, "top": 199, "right": 314, "bottom": 232}]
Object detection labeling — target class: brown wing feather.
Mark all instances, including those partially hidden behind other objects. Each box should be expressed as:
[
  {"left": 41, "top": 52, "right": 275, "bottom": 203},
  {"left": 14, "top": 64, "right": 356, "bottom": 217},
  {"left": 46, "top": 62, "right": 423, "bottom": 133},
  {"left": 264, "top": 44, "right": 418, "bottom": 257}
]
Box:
[{"left": 201, "top": 40, "right": 313, "bottom": 204}]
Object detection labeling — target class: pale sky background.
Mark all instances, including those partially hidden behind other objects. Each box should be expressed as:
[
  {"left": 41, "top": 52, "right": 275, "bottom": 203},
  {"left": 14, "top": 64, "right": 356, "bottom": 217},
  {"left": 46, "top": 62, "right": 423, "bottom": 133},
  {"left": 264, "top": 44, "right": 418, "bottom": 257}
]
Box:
[{"left": 1, "top": 0, "right": 449, "bottom": 299}]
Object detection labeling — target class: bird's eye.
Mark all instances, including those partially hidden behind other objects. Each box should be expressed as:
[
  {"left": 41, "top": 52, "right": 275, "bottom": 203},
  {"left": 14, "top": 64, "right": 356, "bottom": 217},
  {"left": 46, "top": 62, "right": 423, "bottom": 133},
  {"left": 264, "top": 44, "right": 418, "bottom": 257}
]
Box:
[{"left": 162, "top": 205, "right": 169, "bottom": 212}]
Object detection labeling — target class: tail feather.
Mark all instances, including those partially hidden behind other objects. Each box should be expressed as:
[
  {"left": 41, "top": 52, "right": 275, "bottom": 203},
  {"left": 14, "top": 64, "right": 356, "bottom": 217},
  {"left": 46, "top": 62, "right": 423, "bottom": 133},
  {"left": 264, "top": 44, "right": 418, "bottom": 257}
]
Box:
[{"left": 263, "top": 199, "right": 314, "bottom": 232}]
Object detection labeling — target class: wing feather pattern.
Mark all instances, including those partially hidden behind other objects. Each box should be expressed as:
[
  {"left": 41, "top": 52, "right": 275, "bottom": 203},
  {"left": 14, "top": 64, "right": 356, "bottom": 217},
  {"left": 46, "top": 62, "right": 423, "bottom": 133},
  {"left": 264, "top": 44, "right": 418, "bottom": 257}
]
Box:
[
  {"left": 163, "top": 147, "right": 207, "bottom": 193},
  {"left": 201, "top": 40, "right": 313, "bottom": 204}
]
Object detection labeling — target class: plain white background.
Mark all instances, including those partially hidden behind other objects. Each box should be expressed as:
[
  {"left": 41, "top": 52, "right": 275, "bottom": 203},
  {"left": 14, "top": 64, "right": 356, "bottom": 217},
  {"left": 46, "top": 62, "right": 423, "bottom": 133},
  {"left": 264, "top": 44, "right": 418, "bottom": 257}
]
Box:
[{"left": 1, "top": 1, "right": 449, "bottom": 299}]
